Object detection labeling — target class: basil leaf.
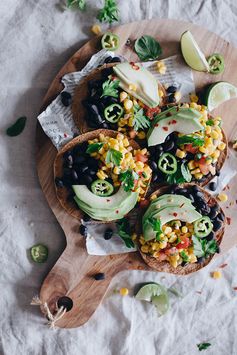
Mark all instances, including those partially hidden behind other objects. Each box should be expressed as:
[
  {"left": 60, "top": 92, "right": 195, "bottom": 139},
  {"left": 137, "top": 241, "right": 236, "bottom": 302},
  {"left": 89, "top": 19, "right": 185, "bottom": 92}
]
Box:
[
  {"left": 6, "top": 116, "right": 27, "bottom": 137},
  {"left": 177, "top": 135, "right": 204, "bottom": 147},
  {"left": 134, "top": 35, "right": 162, "bottom": 61},
  {"left": 181, "top": 163, "right": 192, "bottom": 182},
  {"left": 197, "top": 343, "right": 211, "bottom": 351},
  {"left": 86, "top": 142, "right": 104, "bottom": 154},
  {"left": 105, "top": 148, "right": 123, "bottom": 166},
  {"left": 117, "top": 218, "right": 134, "bottom": 248}
]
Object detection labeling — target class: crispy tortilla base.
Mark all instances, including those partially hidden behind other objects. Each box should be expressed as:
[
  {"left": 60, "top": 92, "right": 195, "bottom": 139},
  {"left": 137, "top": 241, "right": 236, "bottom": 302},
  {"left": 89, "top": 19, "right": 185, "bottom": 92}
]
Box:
[
  {"left": 72, "top": 62, "right": 167, "bottom": 134},
  {"left": 136, "top": 183, "right": 226, "bottom": 275},
  {"left": 54, "top": 129, "right": 141, "bottom": 222}
]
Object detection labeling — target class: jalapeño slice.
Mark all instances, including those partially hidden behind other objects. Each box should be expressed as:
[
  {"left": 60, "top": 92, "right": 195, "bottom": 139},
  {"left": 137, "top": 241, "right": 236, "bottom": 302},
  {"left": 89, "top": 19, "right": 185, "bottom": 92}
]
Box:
[
  {"left": 30, "top": 244, "right": 48, "bottom": 263},
  {"left": 158, "top": 153, "right": 177, "bottom": 175},
  {"left": 194, "top": 216, "right": 213, "bottom": 238},
  {"left": 104, "top": 104, "right": 124, "bottom": 123},
  {"left": 101, "top": 32, "right": 120, "bottom": 51},
  {"left": 207, "top": 53, "right": 225, "bottom": 74},
  {"left": 91, "top": 179, "right": 114, "bottom": 197}
]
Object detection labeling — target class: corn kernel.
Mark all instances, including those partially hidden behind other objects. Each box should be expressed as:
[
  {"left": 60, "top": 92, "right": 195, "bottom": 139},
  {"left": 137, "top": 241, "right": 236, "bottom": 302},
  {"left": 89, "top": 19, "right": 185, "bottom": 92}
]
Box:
[
  {"left": 205, "top": 126, "right": 212, "bottom": 135},
  {"left": 169, "top": 233, "right": 177, "bottom": 243},
  {"left": 211, "top": 150, "right": 220, "bottom": 159},
  {"left": 158, "top": 89, "right": 164, "bottom": 98},
  {"left": 141, "top": 245, "right": 149, "bottom": 253},
  {"left": 124, "top": 99, "right": 133, "bottom": 111},
  {"left": 181, "top": 226, "right": 188, "bottom": 233},
  {"left": 176, "top": 149, "right": 186, "bottom": 159},
  {"left": 120, "top": 287, "right": 129, "bottom": 296},
  {"left": 210, "top": 130, "right": 219, "bottom": 140},
  {"left": 190, "top": 93, "right": 199, "bottom": 103},
  {"left": 211, "top": 271, "right": 222, "bottom": 279},
  {"left": 137, "top": 131, "right": 146, "bottom": 140},
  {"left": 199, "top": 146, "right": 208, "bottom": 154},
  {"left": 189, "top": 254, "right": 197, "bottom": 263},
  {"left": 188, "top": 160, "right": 196, "bottom": 170},
  {"left": 128, "top": 83, "right": 137, "bottom": 91},
  {"left": 174, "top": 91, "right": 182, "bottom": 102},
  {"left": 194, "top": 173, "right": 203, "bottom": 180},
  {"left": 150, "top": 194, "right": 157, "bottom": 201},
  {"left": 190, "top": 102, "right": 198, "bottom": 109},
  {"left": 218, "top": 142, "right": 226, "bottom": 151},
  {"left": 164, "top": 226, "right": 172, "bottom": 235},
  {"left": 205, "top": 137, "right": 213, "bottom": 147},
  {"left": 191, "top": 168, "right": 201, "bottom": 175},
  {"left": 159, "top": 241, "right": 167, "bottom": 249},
  {"left": 217, "top": 193, "right": 228, "bottom": 202},
  {"left": 91, "top": 24, "right": 102, "bottom": 35}
]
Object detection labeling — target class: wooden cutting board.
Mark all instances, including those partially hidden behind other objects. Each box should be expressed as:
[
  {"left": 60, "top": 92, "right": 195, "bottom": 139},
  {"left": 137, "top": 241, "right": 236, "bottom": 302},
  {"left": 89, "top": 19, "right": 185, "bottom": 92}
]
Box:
[{"left": 36, "top": 19, "right": 237, "bottom": 328}]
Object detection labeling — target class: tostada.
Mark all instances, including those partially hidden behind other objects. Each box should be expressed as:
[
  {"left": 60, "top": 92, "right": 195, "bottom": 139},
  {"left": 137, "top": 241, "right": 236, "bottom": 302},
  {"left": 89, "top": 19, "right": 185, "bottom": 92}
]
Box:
[
  {"left": 147, "top": 103, "right": 227, "bottom": 186},
  {"left": 136, "top": 183, "right": 226, "bottom": 274},
  {"left": 72, "top": 60, "right": 167, "bottom": 139},
  {"left": 54, "top": 129, "right": 152, "bottom": 222}
]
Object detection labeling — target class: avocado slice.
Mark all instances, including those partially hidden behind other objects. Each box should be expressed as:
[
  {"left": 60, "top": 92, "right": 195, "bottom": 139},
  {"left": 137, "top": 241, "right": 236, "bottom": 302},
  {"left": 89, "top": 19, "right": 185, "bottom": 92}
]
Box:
[
  {"left": 147, "top": 107, "right": 204, "bottom": 146},
  {"left": 113, "top": 62, "right": 159, "bottom": 108}
]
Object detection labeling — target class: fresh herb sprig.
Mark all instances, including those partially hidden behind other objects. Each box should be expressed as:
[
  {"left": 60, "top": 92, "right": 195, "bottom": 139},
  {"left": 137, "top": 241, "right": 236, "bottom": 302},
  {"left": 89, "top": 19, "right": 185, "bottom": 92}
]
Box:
[
  {"left": 166, "top": 163, "right": 191, "bottom": 184},
  {"left": 105, "top": 148, "right": 123, "bottom": 166},
  {"left": 177, "top": 135, "right": 204, "bottom": 147},
  {"left": 148, "top": 217, "right": 162, "bottom": 241},
  {"left": 192, "top": 236, "right": 218, "bottom": 258},
  {"left": 67, "top": 0, "right": 86, "bottom": 11},
  {"left": 134, "top": 35, "right": 162, "bottom": 61},
  {"left": 197, "top": 343, "right": 211, "bottom": 351},
  {"left": 97, "top": 0, "right": 120, "bottom": 24},
  {"left": 117, "top": 219, "right": 134, "bottom": 248},
  {"left": 133, "top": 105, "right": 151, "bottom": 131},
  {"left": 119, "top": 169, "right": 139, "bottom": 192},
  {"left": 86, "top": 142, "right": 104, "bottom": 154},
  {"left": 206, "top": 119, "right": 214, "bottom": 126},
  {"left": 101, "top": 79, "right": 120, "bottom": 98}
]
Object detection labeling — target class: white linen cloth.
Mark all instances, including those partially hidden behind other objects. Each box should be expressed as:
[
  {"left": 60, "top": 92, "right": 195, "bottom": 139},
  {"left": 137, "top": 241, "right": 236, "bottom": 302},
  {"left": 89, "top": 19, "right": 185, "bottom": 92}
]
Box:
[{"left": 1, "top": 1, "right": 237, "bottom": 354}]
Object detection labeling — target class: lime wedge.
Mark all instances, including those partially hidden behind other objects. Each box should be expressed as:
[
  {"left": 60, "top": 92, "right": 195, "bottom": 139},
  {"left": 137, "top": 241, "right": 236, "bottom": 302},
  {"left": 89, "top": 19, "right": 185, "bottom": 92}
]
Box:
[
  {"left": 204, "top": 81, "right": 237, "bottom": 111},
  {"left": 181, "top": 30, "right": 210, "bottom": 72},
  {"left": 135, "top": 282, "right": 169, "bottom": 316}
]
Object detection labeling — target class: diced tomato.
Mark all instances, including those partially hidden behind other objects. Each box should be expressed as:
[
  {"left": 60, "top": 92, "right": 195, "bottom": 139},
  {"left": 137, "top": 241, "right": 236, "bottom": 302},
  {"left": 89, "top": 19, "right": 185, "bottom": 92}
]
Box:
[
  {"left": 176, "top": 236, "right": 190, "bottom": 249},
  {"left": 184, "top": 144, "right": 198, "bottom": 154},
  {"left": 198, "top": 156, "right": 210, "bottom": 175},
  {"left": 129, "top": 130, "right": 137, "bottom": 139},
  {"left": 139, "top": 199, "right": 149, "bottom": 208},
  {"left": 165, "top": 247, "right": 178, "bottom": 256},
  {"left": 156, "top": 251, "right": 168, "bottom": 261},
  {"left": 135, "top": 153, "right": 148, "bottom": 163},
  {"left": 145, "top": 106, "right": 161, "bottom": 119}
]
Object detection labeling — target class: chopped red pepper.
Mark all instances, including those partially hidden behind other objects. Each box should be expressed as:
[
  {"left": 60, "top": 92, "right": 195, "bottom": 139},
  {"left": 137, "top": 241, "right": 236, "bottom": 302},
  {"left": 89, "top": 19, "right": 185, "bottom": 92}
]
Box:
[
  {"left": 163, "top": 126, "right": 168, "bottom": 131},
  {"left": 219, "top": 263, "right": 228, "bottom": 268},
  {"left": 129, "top": 62, "right": 140, "bottom": 70},
  {"left": 227, "top": 217, "right": 231, "bottom": 225},
  {"left": 184, "top": 144, "right": 198, "bottom": 154}
]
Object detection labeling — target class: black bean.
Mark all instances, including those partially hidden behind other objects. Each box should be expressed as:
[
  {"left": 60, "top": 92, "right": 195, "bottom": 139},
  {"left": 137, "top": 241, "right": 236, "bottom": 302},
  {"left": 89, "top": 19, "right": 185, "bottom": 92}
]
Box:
[
  {"left": 71, "top": 169, "right": 78, "bottom": 180},
  {"left": 181, "top": 261, "right": 188, "bottom": 267},
  {"left": 87, "top": 157, "right": 99, "bottom": 169},
  {"left": 167, "top": 85, "right": 177, "bottom": 93},
  {"left": 152, "top": 173, "right": 158, "bottom": 183},
  {"left": 88, "top": 169, "right": 97, "bottom": 176},
  {"left": 197, "top": 257, "right": 204, "bottom": 263},
  {"left": 209, "top": 181, "right": 217, "bottom": 191},
  {"left": 104, "top": 228, "right": 113, "bottom": 240},
  {"left": 88, "top": 79, "right": 103, "bottom": 90},
  {"left": 110, "top": 57, "right": 121, "bottom": 63},
  {"left": 63, "top": 150, "right": 72, "bottom": 159},
  {"left": 216, "top": 170, "right": 220, "bottom": 177},
  {"left": 187, "top": 193, "right": 195, "bottom": 203},
  {"left": 94, "top": 272, "right": 105, "bottom": 280},
  {"left": 81, "top": 164, "right": 89, "bottom": 173},
  {"left": 74, "top": 155, "right": 86, "bottom": 165},
  {"left": 194, "top": 191, "right": 204, "bottom": 200},
  {"left": 84, "top": 175, "right": 93, "bottom": 185},
  {"left": 192, "top": 185, "right": 200, "bottom": 193},
  {"left": 61, "top": 91, "right": 72, "bottom": 107},
  {"left": 101, "top": 68, "right": 114, "bottom": 78},
  {"left": 200, "top": 205, "right": 211, "bottom": 216},
  {"left": 104, "top": 56, "right": 113, "bottom": 64},
  {"left": 100, "top": 121, "right": 109, "bottom": 129},
  {"left": 79, "top": 224, "right": 87, "bottom": 237},
  {"left": 83, "top": 214, "right": 91, "bottom": 222},
  {"left": 65, "top": 154, "right": 73, "bottom": 165},
  {"left": 213, "top": 219, "right": 222, "bottom": 232},
  {"left": 217, "top": 212, "right": 225, "bottom": 222},
  {"left": 205, "top": 231, "right": 215, "bottom": 241},
  {"left": 57, "top": 296, "right": 73, "bottom": 312},
  {"left": 55, "top": 177, "right": 64, "bottom": 188},
  {"left": 163, "top": 140, "right": 175, "bottom": 152},
  {"left": 62, "top": 176, "right": 73, "bottom": 187},
  {"left": 168, "top": 94, "right": 176, "bottom": 103},
  {"left": 156, "top": 145, "right": 164, "bottom": 155},
  {"left": 101, "top": 96, "right": 118, "bottom": 106},
  {"left": 209, "top": 205, "right": 219, "bottom": 219},
  {"left": 149, "top": 160, "right": 158, "bottom": 170},
  {"left": 176, "top": 188, "right": 188, "bottom": 196}
]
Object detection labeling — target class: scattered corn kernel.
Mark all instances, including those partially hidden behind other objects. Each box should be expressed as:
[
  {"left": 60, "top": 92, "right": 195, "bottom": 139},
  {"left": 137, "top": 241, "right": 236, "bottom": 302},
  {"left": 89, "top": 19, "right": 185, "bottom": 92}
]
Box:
[
  {"left": 174, "top": 91, "right": 182, "bottom": 102},
  {"left": 120, "top": 91, "right": 128, "bottom": 102},
  {"left": 211, "top": 271, "right": 222, "bottom": 279},
  {"left": 194, "top": 172, "right": 203, "bottom": 180},
  {"left": 120, "top": 288, "right": 129, "bottom": 296},
  {"left": 128, "top": 83, "right": 137, "bottom": 91},
  {"left": 217, "top": 193, "right": 228, "bottom": 202},
  {"left": 141, "top": 245, "right": 149, "bottom": 253},
  {"left": 150, "top": 194, "right": 157, "bottom": 201},
  {"left": 137, "top": 131, "right": 146, "bottom": 140},
  {"left": 218, "top": 142, "right": 226, "bottom": 151},
  {"left": 176, "top": 149, "right": 186, "bottom": 159},
  {"left": 164, "top": 226, "right": 172, "bottom": 235},
  {"left": 91, "top": 24, "right": 102, "bottom": 35},
  {"left": 190, "top": 93, "right": 199, "bottom": 103},
  {"left": 181, "top": 226, "right": 188, "bottom": 233},
  {"left": 158, "top": 89, "right": 164, "bottom": 98},
  {"left": 124, "top": 99, "right": 133, "bottom": 111}
]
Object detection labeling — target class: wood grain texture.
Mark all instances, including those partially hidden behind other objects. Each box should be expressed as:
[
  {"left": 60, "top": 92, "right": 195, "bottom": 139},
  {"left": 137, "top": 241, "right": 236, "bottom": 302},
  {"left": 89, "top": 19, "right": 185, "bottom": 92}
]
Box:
[{"left": 36, "top": 19, "right": 237, "bottom": 328}]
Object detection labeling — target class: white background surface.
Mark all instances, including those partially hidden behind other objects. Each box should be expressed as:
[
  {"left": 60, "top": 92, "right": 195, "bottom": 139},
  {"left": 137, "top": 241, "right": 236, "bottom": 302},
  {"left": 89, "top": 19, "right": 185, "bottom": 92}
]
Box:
[{"left": 1, "top": 1, "right": 237, "bottom": 354}]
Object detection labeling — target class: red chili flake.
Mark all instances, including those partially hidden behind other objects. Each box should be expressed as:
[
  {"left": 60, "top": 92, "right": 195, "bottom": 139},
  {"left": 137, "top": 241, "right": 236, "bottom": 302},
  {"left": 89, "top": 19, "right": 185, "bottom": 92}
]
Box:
[
  {"left": 226, "top": 206, "right": 229, "bottom": 209},
  {"left": 172, "top": 119, "right": 177, "bottom": 124},
  {"left": 64, "top": 133, "right": 68, "bottom": 138},
  {"left": 106, "top": 199, "right": 111, "bottom": 202},
  {"left": 196, "top": 291, "right": 202, "bottom": 294},
  {"left": 163, "top": 126, "right": 168, "bottom": 131},
  {"left": 116, "top": 210, "right": 119, "bottom": 214},
  {"left": 173, "top": 212, "right": 178, "bottom": 217},
  {"left": 155, "top": 123, "right": 159, "bottom": 127},
  {"left": 233, "top": 287, "right": 237, "bottom": 291},
  {"left": 219, "top": 263, "right": 228, "bottom": 268},
  {"left": 129, "top": 62, "right": 140, "bottom": 70},
  {"left": 227, "top": 217, "right": 231, "bottom": 225}
]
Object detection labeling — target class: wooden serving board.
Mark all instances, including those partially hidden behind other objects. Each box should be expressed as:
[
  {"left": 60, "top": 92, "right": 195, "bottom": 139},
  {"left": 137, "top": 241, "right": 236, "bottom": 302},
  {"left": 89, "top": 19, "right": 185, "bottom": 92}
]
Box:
[{"left": 36, "top": 19, "right": 237, "bottom": 328}]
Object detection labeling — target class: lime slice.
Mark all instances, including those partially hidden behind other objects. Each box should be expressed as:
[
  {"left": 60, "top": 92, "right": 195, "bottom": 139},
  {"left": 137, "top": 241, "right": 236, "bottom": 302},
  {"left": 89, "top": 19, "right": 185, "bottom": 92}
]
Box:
[
  {"left": 135, "top": 282, "right": 169, "bottom": 316},
  {"left": 180, "top": 30, "right": 210, "bottom": 72},
  {"left": 204, "top": 81, "right": 237, "bottom": 111}
]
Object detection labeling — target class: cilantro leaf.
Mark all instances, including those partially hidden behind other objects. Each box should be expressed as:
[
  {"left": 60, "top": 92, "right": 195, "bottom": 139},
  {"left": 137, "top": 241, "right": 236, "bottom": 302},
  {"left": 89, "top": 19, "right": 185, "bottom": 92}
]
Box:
[
  {"left": 86, "top": 142, "right": 104, "bottom": 154},
  {"left": 181, "top": 162, "right": 192, "bottom": 182},
  {"left": 101, "top": 79, "right": 120, "bottom": 98},
  {"left": 206, "top": 119, "right": 214, "bottom": 126},
  {"left": 180, "top": 250, "right": 189, "bottom": 262},
  {"left": 166, "top": 165, "right": 186, "bottom": 184},
  {"left": 117, "top": 219, "right": 134, "bottom": 248},
  {"left": 119, "top": 169, "right": 139, "bottom": 192},
  {"left": 133, "top": 105, "right": 151, "bottom": 131},
  {"left": 105, "top": 148, "right": 122, "bottom": 166},
  {"left": 192, "top": 236, "right": 218, "bottom": 258},
  {"left": 148, "top": 217, "right": 162, "bottom": 241},
  {"left": 197, "top": 343, "right": 211, "bottom": 351},
  {"left": 177, "top": 135, "right": 204, "bottom": 147},
  {"left": 67, "top": 0, "right": 86, "bottom": 10},
  {"left": 97, "top": 0, "right": 120, "bottom": 24}
]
